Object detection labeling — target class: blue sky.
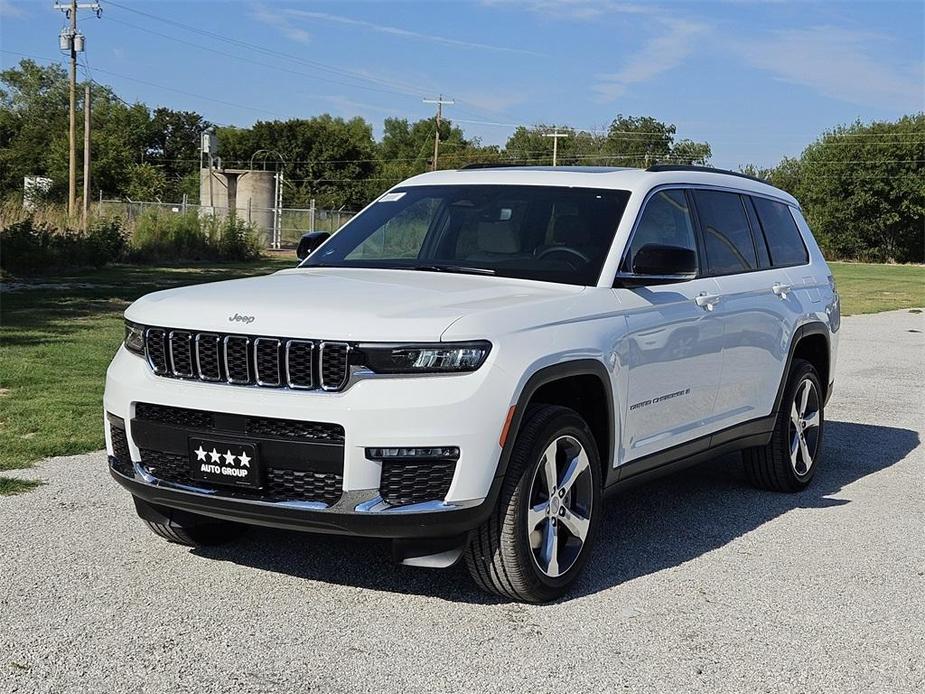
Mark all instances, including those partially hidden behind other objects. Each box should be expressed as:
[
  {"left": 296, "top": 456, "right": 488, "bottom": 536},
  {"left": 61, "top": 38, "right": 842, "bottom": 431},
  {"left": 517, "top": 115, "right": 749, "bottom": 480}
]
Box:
[{"left": 1, "top": 0, "right": 923, "bottom": 168}]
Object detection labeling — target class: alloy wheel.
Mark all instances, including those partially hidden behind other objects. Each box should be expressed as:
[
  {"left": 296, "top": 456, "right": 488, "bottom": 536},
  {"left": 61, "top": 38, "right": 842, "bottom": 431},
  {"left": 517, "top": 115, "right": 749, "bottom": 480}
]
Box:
[
  {"left": 789, "top": 378, "right": 821, "bottom": 476},
  {"left": 526, "top": 435, "right": 594, "bottom": 578}
]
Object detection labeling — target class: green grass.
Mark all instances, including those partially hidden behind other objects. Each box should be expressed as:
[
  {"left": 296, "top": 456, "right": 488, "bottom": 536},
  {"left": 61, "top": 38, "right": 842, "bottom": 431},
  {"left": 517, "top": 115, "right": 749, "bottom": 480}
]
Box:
[
  {"left": 0, "top": 257, "right": 921, "bottom": 495},
  {"left": 0, "top": 256, "right": 294, "bottom": 493},
  {"left": 830, "top": 262, "right": 925, "bottom": 315}
]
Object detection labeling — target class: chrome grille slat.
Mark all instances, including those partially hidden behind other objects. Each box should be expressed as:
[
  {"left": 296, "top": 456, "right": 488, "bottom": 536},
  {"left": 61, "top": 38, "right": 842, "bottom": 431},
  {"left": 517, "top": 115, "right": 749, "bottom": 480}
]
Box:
[
  {"left": 224, "top": 335, "right": 251, "bottom": 384},
  {"left": 254, "top": 337, "right": 282, "bottom": 387},
  {"left": 168, "top": 330, "right": 194, "bottom": 377},
  {"left": 319, "top": 342, "right": 350, "bottom": 391},
  {"left": 195, "top": 333, "right": 222, "bottom": 381},
  {"left": 145, "top": 328, "right": 168, "bottom": 374},
  {"left": 285, "top": 340, "right": 314, "bottom": 389},
  {"left": 142, "top": 328, "right": 351, "bottom": 392}
]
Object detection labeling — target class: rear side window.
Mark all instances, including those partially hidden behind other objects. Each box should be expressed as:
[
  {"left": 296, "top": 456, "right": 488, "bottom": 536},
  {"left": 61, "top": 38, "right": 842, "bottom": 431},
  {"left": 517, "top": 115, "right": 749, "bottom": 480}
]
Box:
[
  {"left": 752, "top": 197, "right": 809, "bottom": 267},
  {"left": 693, "top": 190, "right": 757, "bottom": 275}
]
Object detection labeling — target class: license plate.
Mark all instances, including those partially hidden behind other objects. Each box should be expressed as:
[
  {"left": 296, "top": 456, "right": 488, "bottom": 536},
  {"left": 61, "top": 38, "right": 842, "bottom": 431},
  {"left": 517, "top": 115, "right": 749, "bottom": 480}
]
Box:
[{"left": 189, "top": 438, "right": 260, "bottom": 489}]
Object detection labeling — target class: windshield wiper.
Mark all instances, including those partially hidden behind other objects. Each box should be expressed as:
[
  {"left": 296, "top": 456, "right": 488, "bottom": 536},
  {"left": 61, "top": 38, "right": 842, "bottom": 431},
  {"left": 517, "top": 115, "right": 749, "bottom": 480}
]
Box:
[{"left": 411, "top": 264, "right": 496, "bottom": 276}]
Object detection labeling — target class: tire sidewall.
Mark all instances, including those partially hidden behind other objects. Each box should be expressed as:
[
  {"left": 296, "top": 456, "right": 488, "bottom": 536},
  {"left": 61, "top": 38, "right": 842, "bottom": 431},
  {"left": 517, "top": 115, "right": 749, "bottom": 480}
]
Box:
[{"left": 511, "top": 408, "right": 602, "bottom": 595}]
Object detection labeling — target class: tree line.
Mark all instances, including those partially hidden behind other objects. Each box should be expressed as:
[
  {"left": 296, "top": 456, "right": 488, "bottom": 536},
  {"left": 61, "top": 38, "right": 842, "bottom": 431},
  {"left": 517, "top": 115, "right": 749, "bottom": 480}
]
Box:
[{"left": 2, "top": 59, "right": 922, "bottom": 262}]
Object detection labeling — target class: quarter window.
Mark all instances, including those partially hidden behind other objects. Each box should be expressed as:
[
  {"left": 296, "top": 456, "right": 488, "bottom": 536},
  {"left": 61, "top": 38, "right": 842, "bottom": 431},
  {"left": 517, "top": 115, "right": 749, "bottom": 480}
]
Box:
[
  {"left": 752, "top": 197, "right": 809, "bottom": 267},
  {"left": 694, "top": 190, "right": 757, "bottom": 275},
  {"left": 625, "top": 189, "right": 697, "bottom": 272}
]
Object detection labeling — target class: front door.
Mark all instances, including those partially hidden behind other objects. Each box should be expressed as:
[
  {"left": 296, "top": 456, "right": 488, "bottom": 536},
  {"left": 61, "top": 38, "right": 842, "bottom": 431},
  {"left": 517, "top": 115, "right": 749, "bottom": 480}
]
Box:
[{"left": 614, "top": 188, "right": 725, "bottom": 467}]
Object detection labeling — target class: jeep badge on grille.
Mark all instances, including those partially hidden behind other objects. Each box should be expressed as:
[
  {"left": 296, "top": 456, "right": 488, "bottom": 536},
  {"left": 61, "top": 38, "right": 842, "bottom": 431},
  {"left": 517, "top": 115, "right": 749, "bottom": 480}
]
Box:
[{"left": 228, "top": 313, "right": 255, "bottom": 324}]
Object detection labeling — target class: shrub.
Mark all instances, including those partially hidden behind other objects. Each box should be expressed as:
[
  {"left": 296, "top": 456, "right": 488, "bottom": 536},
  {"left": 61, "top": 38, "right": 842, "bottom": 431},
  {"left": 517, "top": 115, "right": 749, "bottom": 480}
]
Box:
[
  {"left": 126, "top": 209, "right": 262, "bottom": 263},
  {"left": 0, "top": 216, "right": 127, "bottom": 273}
]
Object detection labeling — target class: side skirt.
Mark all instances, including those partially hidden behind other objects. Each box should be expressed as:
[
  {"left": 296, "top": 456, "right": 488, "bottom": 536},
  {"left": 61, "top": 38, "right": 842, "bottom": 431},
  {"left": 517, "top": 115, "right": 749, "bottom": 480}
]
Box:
[{"left": 604, "top": 415, "right": 775, "bottom": 495}]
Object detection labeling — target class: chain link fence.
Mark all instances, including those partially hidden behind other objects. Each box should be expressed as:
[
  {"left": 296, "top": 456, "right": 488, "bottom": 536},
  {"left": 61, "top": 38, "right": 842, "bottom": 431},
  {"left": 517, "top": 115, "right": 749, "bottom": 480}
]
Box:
[{"left": 99, "top": 199, "right": 357, "bottom": 249}]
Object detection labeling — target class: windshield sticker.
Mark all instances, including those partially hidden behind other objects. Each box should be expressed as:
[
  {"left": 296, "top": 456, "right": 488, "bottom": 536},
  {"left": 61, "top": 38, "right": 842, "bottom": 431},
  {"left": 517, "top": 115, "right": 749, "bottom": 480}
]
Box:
[{"left": 379, "top": 192, "right": 406, "bottom": 202}]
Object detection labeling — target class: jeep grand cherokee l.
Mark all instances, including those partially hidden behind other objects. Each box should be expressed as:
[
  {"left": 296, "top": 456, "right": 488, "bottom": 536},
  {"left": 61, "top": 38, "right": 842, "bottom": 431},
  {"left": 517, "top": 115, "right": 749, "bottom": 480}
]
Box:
[{"left": 105, "top": 165, "right": 839, "bottom": 603}]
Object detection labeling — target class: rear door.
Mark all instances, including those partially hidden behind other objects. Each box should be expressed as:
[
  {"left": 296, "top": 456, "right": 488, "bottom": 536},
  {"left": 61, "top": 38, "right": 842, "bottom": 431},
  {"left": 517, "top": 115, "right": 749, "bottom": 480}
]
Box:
[
  {"left": 615, "top": 188, "right": 724, "bottom": 466},
  {"left": 693, "top": 190, "right": 798, "bottom": 430}
]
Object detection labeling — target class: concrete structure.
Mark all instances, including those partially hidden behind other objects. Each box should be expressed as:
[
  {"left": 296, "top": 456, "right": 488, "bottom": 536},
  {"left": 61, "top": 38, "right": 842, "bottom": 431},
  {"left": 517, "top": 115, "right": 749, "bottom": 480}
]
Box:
[{"left": 200, "top": 168, "right": 275, "bottom": 236}]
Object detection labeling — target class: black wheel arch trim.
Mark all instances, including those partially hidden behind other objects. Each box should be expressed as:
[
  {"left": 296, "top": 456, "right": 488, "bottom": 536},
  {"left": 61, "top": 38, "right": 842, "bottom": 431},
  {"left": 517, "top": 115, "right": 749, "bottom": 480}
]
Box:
[
  {"left": 496, "top": 359, "right": 616, "bottom": 484},
  {"left": 773, "top": 320, "right": 830, "bottom": 415}
]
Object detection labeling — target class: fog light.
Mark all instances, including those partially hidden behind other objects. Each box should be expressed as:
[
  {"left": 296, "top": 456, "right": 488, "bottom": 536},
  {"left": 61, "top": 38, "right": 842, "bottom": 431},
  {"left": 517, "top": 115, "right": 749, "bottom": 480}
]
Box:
[{"left": 366, "top": 447, "right": 460, "bottom": 461}]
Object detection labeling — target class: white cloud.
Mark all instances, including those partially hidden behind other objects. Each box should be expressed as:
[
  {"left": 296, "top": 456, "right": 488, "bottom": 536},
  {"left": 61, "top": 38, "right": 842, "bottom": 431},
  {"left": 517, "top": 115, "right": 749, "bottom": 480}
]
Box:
[
  {"left": 0, "top": 0, "right": 27, "bottom": 19},
  {"left": 733, "top": 26, "right": 925, "bottom": 111},
  {"left": 282, "top": 9, "right": 540, "bottom": 56},
  {"left": 592, "top": 18, "right": 707, "bottom": 101},
  {"left": 483, "top": 0, "right": 653, "bottom": 21},
  {"left": 251, "top": 4, "right": 312, "bottom": 45}
]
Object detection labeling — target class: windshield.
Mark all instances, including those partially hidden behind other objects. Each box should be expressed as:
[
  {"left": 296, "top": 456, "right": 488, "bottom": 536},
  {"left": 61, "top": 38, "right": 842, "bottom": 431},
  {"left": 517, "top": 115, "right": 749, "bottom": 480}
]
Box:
[{"left": 302, "top": 185, "right": 631, "bottom": 286}]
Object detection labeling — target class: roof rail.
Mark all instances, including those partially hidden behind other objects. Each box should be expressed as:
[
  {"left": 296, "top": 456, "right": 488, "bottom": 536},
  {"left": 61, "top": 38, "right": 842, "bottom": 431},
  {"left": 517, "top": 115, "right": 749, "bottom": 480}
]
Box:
[
  {"left": 646, "top": 164, "right": 770, "bottom": 185},
  {"left": 459, "top": 162, "right": 531, "bottom": 170}
]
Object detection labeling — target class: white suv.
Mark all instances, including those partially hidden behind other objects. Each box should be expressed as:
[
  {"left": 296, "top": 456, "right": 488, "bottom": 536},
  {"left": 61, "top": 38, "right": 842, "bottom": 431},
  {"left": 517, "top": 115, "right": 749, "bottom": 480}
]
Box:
[{"left": 105, "top": 165, "right": 839, "bottom": 602}]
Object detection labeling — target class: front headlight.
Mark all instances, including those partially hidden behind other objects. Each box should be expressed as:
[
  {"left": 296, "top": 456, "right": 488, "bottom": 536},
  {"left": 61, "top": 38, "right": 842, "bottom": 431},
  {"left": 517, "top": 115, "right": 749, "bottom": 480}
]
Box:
[
  {"left": 359, "top": 341, "right": 491, "bottom": 374},
  {"left": 124, "top": 320, "right": 146, "bottom": 357}
]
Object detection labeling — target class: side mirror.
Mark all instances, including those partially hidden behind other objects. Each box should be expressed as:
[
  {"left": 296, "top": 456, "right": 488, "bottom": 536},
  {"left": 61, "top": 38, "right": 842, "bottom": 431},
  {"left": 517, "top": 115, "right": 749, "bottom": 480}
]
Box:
[
  {"left": 296, "top": 231, "right": 331, "bottom": 260},
  {"left": 615, "top": 243, "right": 697, "bottom": 287}
]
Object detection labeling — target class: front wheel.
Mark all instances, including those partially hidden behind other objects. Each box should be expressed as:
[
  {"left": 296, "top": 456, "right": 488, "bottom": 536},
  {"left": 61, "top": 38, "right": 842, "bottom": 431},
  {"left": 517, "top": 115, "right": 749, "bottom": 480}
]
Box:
[
  {"left": 465, "top": 405, "right": 602, "bottom": 603},
  {"left": 744, "top": 358, "right": 824, "bottom": 492}
]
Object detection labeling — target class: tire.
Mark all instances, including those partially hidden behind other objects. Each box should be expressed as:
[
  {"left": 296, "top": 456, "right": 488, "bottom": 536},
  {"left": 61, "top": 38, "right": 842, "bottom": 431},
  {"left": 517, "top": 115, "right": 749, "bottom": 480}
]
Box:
[
  {"left": 744, "top": 358, "right": 824, "bottom": 492},
  {"left": 465, "top": 405, "right": 602, "bottom": 603},
  {"left": 135, "top": 498, "right": 245, "bottom": 547}
]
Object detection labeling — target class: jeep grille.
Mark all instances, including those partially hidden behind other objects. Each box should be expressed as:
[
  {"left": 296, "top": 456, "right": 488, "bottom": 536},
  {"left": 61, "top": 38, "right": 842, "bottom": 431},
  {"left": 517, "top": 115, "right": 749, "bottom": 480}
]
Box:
[{"left": 142, "top": 327, "right": 351, "bottom": 392}]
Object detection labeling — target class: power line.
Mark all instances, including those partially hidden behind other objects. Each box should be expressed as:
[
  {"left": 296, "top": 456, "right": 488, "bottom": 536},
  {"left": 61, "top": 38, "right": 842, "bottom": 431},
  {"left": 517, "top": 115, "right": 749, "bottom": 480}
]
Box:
[
  {"left": 103, "top": 0, "right": 427, "bottom": 100},
  {"left": 3, "top": 50, "right": 287, "bottom": 118}
]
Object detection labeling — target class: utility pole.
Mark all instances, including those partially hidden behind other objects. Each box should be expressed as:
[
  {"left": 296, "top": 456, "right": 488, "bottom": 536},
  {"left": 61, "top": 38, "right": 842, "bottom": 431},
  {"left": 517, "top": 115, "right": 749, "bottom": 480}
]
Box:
[
  {"left": 423, "top": 95, "right": 454, "bottom": 171},
  {"left": 55, "top": 0, "right": 101, "bottom": 219},
  {"left": 82, "top": 83, "right": 91, "bottom": 227},
  {"left": 543, "top": 130, "right": 569, "bottom": 167}
]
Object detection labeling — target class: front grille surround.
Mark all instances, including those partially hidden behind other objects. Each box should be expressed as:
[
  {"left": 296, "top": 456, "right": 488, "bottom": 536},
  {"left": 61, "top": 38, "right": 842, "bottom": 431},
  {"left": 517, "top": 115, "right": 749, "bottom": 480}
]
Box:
[{"left": 141, "top": 327, "right": 356, "bottom": 392}]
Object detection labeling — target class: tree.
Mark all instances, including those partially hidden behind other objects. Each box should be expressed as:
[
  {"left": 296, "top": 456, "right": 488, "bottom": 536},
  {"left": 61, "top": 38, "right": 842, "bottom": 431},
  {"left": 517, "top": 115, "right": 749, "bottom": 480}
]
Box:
[
  {"left": 126, "top": 162, "right": 167, "bottom": 200},
  {"left": 754, "top": 115, "right": 924, "bottom": 262},
  {"left": 148, "top": 107, "right": 210, "bottom": 201},
  {"left": 503, "top": 116, "right": 711, "bottom": 168},
  {"left": 0, "top": 60, "right": 69, "bottom": 198}
]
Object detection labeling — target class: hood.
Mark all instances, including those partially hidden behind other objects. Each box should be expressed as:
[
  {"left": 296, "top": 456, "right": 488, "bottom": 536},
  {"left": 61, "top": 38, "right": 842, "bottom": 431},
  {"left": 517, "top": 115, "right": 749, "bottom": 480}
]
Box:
[{"left": 125, "top": 267, "right": 584, "bottom": 342}]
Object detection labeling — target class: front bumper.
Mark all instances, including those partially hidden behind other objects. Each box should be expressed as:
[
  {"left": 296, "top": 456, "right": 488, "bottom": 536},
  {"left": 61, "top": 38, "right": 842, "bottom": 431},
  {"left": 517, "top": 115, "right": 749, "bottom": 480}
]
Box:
[
  {"left": 104, "top": 346, "right": 515, "bottom": 537},
  {"left": 110, "top": 461, "right": 495, "bottom": 538}
]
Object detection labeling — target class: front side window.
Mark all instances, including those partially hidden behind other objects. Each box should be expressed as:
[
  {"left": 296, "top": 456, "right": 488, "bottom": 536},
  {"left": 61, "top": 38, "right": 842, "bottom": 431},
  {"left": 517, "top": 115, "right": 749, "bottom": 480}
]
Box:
[
  {"left": 623, "top": 188, "right": 697, "bottom": 272},
  {"left": 304, "top": 185, "right": 631, "bottom": 286},
  {"left": 694, "top": 190, "right": 758, "bottom": 275},
  {"left": 752, "top": 197, "right": 809, "bottom": 267}
]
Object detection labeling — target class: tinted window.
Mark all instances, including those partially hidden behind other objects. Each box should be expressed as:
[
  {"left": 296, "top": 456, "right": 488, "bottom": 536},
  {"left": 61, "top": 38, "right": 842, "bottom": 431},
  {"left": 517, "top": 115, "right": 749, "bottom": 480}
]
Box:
[
  {"left": 625, "top": 189, "right": 697, "bottom": 272},
  {"left": 694, "top": 190, "right": 757, "bottom": 275},
  {"left": 752, "top": 197, "right": 809, "bottom": 267},
  {"left": 305, "top": 185, "right": 630, "bottom": 286}
]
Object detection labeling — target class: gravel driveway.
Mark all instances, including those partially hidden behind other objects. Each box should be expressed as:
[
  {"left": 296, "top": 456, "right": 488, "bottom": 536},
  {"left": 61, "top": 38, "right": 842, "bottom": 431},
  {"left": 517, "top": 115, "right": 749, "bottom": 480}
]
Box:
[{"left": 2, "top": 309, "right": 923, "bottom": 694}]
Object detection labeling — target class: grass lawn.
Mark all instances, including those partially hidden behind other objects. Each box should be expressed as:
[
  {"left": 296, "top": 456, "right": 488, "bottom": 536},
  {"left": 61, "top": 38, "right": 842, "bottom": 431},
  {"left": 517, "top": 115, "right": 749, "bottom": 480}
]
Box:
[
  {"left": 829, "top": 262, "right": 925, "bottom": 315},
  {"left": 0, "top": 256, "right": 294, "bottom": 494},
  {"left": 0, "top": 257, "right": 921, "bottom": 495}
]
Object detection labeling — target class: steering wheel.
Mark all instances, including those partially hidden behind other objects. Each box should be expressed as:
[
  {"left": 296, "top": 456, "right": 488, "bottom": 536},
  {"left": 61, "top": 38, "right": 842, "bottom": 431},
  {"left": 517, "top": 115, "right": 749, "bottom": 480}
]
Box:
[{"left": 536, "top": 246, "right": 592, "bottom": 267}]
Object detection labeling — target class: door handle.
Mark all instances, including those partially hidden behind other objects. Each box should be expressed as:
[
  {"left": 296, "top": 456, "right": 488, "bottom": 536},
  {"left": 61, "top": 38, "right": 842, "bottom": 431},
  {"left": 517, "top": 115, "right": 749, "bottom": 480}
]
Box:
[
  {"left": 772, "top": 283, "right": 792, "bottom": 299},
  {"left": 695, "top": 293, "right": 721, "bottom": 311}
]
